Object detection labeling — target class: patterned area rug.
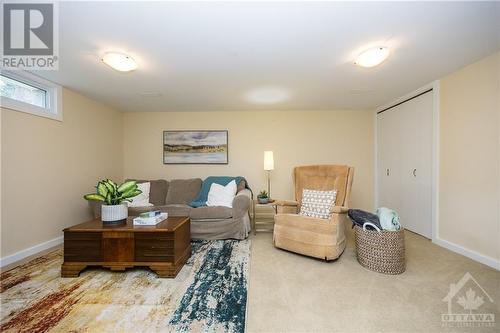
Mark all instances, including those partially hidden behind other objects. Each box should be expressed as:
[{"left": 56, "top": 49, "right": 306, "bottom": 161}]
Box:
[{"left": 0, "top": 240, "right": 250, "bottom": 333}]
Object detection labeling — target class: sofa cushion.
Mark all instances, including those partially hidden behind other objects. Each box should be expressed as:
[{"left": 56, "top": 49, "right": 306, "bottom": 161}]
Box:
[
  {"left": 128, "top": 179, "right": 169, "bottom": 206},
  {"left": 164, "top": 204, "right": 192, "bottom": 217},
  {"left": 166, "top": 178, "right": 202, "bottom": 205},
  {"left": 190, "top": 206, "right": 233, "bottom": 220},
  {"left": 128, "top": 204, "right": 191, "bottom": 217}
]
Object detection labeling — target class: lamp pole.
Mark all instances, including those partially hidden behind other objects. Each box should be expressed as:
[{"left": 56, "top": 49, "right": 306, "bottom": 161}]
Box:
[{"left": 267, "top": 169, "right": 271, "bottom": 199}]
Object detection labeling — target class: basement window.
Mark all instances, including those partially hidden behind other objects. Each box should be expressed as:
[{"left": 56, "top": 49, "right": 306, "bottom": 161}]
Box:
[{"left": 0, "top": 71, "right": 62, "bottom": 121}]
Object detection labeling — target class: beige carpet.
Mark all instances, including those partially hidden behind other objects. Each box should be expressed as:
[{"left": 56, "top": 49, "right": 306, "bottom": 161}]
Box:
[{"left": 246, "top": 228, "right": 500, "bottom": 333}]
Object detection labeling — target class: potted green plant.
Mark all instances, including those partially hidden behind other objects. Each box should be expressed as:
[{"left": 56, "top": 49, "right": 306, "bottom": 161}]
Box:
[
  {"left": 84, "top": 179, "right": 141, "bottom": 224},
  {"left": 257, "top": 190, "right": 269, "bottom": 204}
]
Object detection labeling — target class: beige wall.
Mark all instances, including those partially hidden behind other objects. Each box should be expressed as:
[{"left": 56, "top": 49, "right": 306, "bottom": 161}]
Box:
[
  {"left": 439, "top": 51, "right": 500, "bottom": 261},
  {"left": 123, "top": 110, "right": 374, "bottom": 210},
  {"left": 1, "top": 88, "right": 123, "bottom": 257}
]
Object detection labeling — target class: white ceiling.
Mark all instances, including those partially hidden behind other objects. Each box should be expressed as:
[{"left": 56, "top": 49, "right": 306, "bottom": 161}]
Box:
[{"left": 37, "top": 1, "right": 500, "bottom": 112}]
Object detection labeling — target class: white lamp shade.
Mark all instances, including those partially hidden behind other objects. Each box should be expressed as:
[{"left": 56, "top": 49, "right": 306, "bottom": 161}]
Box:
[{"left": 264, "top": 151, "right": 274, "bottom": 170}]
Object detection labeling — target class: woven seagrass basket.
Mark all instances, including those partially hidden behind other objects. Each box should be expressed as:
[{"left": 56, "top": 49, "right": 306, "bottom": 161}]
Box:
[{"left": 354, "top": 225, "right": 406, "bottom": 275}]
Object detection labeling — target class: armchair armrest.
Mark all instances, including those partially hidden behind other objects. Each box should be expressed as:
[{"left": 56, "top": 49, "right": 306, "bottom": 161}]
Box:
[
  {"left": 274, "top": 200, "right": 299, "bottom": 214},
  {"left": 233, "top": 189, "right": 251, "bottom": 218},
  {"left": 274, "top": 200, "right": 299, "bottom": 207}
]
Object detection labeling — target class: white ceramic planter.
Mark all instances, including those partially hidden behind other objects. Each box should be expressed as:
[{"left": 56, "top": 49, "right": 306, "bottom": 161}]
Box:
[
  {"left": 257, "top": 197, "right": 269, "bottom": 204},
  {"left": 101, "top": 203, "right": 128, "bottom": 223}
]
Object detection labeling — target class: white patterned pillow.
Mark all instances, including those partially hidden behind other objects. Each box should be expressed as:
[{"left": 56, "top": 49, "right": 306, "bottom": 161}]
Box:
[{"left": 299, "top": 189, "right": 337, "bottom": 219}]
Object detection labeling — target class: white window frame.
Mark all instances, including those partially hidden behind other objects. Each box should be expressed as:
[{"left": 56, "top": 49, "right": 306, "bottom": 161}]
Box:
[{"left": 0, "top": 70, "right": 63, "bottom": 121}]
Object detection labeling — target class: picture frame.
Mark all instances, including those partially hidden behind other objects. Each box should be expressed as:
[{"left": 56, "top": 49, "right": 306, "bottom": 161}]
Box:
[{"left": 163, "top": 130, "right": 228, "bottom": 164}]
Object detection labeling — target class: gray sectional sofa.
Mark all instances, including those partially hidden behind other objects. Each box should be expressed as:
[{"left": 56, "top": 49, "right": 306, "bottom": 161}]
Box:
[{"left": 92, "top": 178, "right": 251, "bottom": 240}]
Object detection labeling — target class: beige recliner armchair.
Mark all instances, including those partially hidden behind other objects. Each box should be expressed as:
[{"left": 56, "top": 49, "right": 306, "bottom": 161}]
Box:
[{"left": 273, "top": 165, "right": 354, "bottom": 260}]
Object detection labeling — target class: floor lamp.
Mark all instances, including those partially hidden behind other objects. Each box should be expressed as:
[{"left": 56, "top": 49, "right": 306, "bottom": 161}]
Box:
[{"left": 263, "top": 151, "right": 274, "bottom": 200}]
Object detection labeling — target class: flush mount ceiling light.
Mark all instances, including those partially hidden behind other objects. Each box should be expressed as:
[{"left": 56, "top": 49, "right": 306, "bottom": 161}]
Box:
[
  {"left": 354, "top": 47, "right": 389, "bottom": 68},
  {"left": 101, "top": 52, "right": 138, "bottom": 72}
]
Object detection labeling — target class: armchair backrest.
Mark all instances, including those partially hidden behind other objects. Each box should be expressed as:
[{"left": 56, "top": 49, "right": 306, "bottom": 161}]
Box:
[{"left": 293, "top": 165, "right": 354, "bottom": 207}]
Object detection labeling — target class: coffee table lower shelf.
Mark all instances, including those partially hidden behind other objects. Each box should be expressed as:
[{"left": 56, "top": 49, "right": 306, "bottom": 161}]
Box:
[{"left": 61, "top": 244, "right": 191, "bottom": 278}]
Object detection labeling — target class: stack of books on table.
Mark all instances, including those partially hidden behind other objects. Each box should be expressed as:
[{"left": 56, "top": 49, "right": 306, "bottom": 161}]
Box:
[{"left": 133, "top": 211, "right": 168, "bottom": 226}]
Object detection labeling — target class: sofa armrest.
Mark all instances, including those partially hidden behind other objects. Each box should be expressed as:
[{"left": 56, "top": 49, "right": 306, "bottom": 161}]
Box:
[
  {"left": 233, "top": 189, "right": 251, "bottom": 218},
  {"left": 331, "top": 205, "right": 349, "bottom": 214}
]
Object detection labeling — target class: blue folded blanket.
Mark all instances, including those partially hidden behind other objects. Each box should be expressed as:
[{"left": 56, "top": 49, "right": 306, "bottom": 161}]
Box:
[{"left": 189, "top": 176, "right": 248, "bottom": 208}]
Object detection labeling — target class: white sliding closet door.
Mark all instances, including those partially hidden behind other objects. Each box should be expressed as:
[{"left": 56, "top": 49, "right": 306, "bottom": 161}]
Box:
[
  {"left": 377, "top": 107, "right": 402, "bottom": 216},
  {"left": 377, "top": 91, "right": 433, "bottom": 238}
]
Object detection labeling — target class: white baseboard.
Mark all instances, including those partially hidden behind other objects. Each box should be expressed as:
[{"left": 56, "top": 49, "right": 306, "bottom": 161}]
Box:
[
  {"left": 433, "top": 237, "right": 500, "bottom": 271},
  {"left": 2, "top": 234, "right": 498, "bottom": 271},
  {"left": 0, "top": 236, "right": 63, "bottom": 268}
]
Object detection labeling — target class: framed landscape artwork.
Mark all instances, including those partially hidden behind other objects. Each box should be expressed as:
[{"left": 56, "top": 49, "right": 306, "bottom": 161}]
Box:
[{"left": 163, "top": 130, "right": 228, "bottom": 164}]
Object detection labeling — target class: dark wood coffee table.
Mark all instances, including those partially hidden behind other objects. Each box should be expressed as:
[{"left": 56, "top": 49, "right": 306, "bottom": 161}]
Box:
[{"left": 61, "top": 216, "right": 190, "bottom": 278}]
